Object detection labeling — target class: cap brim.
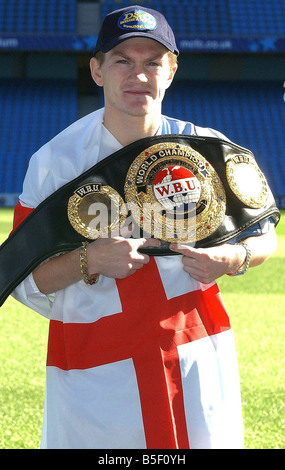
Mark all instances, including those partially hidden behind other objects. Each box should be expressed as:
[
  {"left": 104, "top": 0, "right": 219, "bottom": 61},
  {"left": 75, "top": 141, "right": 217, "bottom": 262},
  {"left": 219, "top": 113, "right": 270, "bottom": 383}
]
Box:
[{"left": 94, "top": 32, "right": 179, "bottom": 56}]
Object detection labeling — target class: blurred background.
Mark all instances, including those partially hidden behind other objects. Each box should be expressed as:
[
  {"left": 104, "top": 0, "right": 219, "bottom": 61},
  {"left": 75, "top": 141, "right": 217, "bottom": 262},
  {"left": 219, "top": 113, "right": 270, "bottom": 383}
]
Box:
[{"left": 0, "top": 0, "right": 284, "bottom": 208}]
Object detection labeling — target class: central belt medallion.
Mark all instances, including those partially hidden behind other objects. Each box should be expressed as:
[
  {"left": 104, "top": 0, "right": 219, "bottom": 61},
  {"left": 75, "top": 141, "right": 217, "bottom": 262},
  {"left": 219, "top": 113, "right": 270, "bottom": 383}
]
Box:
[{"left": 124, "top": 142, "right": 226, "bottom": 243}]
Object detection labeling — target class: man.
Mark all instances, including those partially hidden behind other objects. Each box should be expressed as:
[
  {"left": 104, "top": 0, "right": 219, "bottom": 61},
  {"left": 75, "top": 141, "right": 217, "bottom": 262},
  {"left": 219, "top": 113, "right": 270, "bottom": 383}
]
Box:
[{"left": 11, "top": 6, "right": 277, "bottom": 448}]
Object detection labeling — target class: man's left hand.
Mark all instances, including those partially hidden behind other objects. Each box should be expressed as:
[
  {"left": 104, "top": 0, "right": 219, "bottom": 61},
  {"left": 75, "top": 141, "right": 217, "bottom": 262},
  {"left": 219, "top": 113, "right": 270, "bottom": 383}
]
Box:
[{"left": 169, "top": 242, "right": 246, "bottom": 284}]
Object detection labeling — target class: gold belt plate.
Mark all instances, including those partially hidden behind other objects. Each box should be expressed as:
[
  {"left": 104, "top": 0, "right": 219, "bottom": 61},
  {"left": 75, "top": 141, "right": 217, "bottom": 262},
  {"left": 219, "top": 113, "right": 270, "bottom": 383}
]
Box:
[
  {"left": 226, "top": 154, "right": 269, "bottom": 209},
  {"left": 124, "top": 142, "right": 226, "bottom": 243},
  {"left": 68, "top": 183, "right": 126, "bottom": 239}
]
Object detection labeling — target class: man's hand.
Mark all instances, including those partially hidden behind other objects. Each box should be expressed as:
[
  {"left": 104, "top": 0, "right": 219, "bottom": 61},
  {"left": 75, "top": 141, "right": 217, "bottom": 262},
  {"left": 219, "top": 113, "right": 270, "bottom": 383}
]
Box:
[
  {"left": 170, "top": 229, "right": 278, "bottom": 284},
  {"left": 87, "top": 235, "right": 161, "bottom": 279},
  {"left": 169, "top": 242, "right": 246, "bottom": 284},
  {"left": 33, "top": 228, "right": 160, "bottom": 294}
]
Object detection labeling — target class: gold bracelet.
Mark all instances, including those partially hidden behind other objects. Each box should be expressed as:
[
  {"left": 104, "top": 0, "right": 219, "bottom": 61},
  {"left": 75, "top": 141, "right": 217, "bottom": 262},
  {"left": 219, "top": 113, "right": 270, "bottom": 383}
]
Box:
[{"left": 79, "top": 242, "right": 99, "bottom": 285}]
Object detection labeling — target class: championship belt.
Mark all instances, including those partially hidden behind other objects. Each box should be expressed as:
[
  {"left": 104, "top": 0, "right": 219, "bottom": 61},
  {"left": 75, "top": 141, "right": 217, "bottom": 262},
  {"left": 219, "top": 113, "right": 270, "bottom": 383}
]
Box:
[{"left": 0, "top": 134, "right": 280, "bottom": 306}]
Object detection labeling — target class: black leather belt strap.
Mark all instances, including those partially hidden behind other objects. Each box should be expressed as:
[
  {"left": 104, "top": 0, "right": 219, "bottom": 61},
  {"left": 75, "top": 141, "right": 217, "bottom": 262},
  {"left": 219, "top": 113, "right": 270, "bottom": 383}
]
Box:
[{"left": 0, "top": 134, "right": 280, "bottom": 307}]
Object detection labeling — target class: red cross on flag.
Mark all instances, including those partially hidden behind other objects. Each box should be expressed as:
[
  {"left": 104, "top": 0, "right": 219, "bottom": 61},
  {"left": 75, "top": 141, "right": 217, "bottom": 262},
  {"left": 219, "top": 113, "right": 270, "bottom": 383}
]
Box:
[{"left": 47, "top": 257, "right": 232, "bottom": 449}]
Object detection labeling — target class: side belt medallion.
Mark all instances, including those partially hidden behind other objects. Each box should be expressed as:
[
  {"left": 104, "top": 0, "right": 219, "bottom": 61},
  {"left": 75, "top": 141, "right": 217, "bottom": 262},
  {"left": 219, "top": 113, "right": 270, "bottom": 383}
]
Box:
[
  {"left": 226, "top": 154, "right": 269, "bottom": 209},
  {"left": 68, "top": 183, "right": 127, "bottom": 239}
]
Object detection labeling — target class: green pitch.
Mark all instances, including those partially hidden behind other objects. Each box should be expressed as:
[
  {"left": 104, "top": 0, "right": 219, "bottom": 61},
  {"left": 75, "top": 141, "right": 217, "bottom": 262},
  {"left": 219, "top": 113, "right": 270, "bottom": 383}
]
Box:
[{"left": 0, "top": 208, "right": 284, "bottom": 449}]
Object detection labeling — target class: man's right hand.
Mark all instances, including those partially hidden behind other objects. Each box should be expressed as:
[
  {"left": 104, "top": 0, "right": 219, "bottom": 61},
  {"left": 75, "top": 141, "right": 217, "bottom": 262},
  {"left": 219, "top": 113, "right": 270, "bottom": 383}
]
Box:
[
  {"left": 87, "top": 234, "right": 161, "bottom": 279},
  {"left": 33, "top": 230, "right": 161, "bottom": 294}
]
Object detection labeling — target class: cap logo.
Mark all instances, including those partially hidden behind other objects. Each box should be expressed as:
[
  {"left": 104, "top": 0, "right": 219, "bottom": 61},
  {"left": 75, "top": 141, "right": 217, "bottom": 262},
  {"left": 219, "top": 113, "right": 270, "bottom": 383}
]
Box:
[{"left": 118, "top": 9, "right": 157, "bottom": 31}]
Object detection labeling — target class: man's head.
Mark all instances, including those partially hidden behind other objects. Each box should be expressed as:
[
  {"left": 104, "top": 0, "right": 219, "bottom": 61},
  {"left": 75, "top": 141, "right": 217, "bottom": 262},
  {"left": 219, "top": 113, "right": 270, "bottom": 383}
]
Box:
[
  {"left": 90, "top": 6, "right": 178, "bottom": 126},
  {"left": 93, "top": 5, "right": 179, "bottom": 58}
]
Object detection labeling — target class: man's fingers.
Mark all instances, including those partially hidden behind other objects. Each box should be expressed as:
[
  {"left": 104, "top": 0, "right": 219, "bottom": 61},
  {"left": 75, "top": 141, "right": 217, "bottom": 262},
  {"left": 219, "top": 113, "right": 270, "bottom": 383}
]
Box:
[
  {"left": 133, "top": 237, "right": 160, "bottom": 263},
  {"left": 117, "top": 223, "right": 134, "bottom": 238},
  {"left": 139, "top": 237, "right": 161, "bottom": 248},
  {"left": 169, "top": 242, "right": 198, "bottom": 257}
]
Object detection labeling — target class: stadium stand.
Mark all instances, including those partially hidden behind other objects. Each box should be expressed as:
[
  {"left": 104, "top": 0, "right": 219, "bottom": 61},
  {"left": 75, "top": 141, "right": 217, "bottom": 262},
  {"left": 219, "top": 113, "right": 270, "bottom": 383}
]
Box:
[
  {"left": 0, "top": 0, "right": 77, "bottom": 35},
  {"left": 100, "top": 0, "right": 285, "bottom": 37},
  {"left": 0, "top": 0, "right": 284, "bottom": 207},
  {"left": 0, "top": 79, "right": 77, "bottom": 196},
  {"left": 1, "top": 0, "right": 284, "bottom": 38},
  {"left": 162, "top": 80, "right": 285, "bottom": 203}
]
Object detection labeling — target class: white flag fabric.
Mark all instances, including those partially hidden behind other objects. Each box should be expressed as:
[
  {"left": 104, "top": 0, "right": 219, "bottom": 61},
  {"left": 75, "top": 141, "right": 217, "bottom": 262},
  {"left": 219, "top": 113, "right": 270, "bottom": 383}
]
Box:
[{"left": 12, "top": 109, "right": 244, "bottom": 449}]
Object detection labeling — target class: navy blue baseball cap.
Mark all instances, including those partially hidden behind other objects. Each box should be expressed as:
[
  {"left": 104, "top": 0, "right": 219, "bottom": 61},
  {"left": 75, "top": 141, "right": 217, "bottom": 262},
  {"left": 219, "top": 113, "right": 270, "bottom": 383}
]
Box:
[{"left": 93, "top": 5, "right": 179, "bottom": 56}]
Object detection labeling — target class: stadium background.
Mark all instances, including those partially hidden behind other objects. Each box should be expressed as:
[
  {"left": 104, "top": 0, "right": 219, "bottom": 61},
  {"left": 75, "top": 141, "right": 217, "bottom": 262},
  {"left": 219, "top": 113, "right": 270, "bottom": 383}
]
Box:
[{"left": 0, "top": 0, "right": 284, "bottom": 210}]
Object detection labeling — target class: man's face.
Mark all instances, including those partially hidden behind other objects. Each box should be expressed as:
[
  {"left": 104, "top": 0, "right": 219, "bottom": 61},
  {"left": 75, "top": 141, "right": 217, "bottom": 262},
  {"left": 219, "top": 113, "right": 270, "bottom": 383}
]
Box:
[{"left": 90, "top": 37, "right": 177, "bottom": 119}]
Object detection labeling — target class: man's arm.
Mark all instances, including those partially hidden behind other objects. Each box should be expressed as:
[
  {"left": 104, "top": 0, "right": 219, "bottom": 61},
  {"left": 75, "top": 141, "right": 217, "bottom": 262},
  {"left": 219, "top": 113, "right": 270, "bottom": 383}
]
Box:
[
  {"left": 33, "top": 236, "right": 161, "bottom": 295},
  {"left": 169, "top": 229, "right": 278, "bottom": 284}
]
